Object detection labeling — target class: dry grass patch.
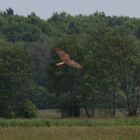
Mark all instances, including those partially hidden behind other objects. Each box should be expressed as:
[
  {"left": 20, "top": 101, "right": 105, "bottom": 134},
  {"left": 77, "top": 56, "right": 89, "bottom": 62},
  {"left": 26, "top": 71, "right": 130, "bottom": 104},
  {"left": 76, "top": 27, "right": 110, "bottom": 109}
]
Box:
[{"left": 0, "top": 126, "right": 140, "bottom": 140}]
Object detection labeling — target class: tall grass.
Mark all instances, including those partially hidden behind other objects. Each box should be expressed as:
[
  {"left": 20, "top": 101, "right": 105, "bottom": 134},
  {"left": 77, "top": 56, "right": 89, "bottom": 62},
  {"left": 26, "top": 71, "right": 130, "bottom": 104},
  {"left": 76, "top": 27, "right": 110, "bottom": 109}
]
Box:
[{"left": 0, "top": 117, "right": 140, "bottom": 127}]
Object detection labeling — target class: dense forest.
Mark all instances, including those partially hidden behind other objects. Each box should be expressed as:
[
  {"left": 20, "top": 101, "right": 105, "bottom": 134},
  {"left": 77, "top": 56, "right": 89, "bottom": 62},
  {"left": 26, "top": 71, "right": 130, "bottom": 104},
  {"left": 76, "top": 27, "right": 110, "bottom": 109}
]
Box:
[{"left": 0, "top": 8, "right": 140, "bottom": 118}]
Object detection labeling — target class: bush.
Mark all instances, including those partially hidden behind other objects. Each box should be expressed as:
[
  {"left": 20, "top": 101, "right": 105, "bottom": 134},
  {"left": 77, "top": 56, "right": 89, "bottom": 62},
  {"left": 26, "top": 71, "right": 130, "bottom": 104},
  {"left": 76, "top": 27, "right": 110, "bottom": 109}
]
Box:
[
  {"left": 18, "top": 100, "right": 37, "bottom": 118},
  {"left": 0, "top": 106, "right": 16, "bottom": 118}
]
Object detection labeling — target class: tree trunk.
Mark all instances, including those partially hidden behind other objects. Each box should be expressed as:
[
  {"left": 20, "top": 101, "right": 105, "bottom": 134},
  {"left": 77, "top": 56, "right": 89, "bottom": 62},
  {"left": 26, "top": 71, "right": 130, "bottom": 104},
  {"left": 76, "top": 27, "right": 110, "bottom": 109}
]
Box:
[
  {"left": 85, "top": 106, "right": 90, "bottom": 118},
  {"left": 70, "top": 90, "right": 73, "bottom": 117},
  {"left": 83, "top": 93, "right": 90, "bottom": 118},
  {"left": 112, "top": 90, "right": 116, "bottom": 117}
]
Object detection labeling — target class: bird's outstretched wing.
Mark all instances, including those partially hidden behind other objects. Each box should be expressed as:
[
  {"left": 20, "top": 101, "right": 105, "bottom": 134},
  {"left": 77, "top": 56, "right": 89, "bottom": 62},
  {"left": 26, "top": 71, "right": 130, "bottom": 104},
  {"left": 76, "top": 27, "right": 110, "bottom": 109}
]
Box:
[
  {"left": 66, "top": 60, "right": 83, "bottom": 69},
  {"left": 55, "top": 48, "right": 83, "bottom": 69},
  {"left": 55, "top": 48, "right": 71, "bottom": 63}
]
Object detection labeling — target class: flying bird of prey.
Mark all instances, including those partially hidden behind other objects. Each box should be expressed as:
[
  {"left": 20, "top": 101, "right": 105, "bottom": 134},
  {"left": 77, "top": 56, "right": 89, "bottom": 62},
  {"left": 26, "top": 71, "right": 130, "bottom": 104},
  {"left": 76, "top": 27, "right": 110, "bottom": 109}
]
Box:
[{"left": 55, "top": 48, "right": 83, "bottom": 70}]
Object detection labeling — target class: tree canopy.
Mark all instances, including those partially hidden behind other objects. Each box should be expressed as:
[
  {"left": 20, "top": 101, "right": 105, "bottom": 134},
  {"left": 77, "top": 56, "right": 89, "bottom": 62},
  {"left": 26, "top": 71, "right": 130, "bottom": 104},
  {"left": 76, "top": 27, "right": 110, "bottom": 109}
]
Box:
[{"left": 0, "top": 8, "right": 140, "bottom": 117}]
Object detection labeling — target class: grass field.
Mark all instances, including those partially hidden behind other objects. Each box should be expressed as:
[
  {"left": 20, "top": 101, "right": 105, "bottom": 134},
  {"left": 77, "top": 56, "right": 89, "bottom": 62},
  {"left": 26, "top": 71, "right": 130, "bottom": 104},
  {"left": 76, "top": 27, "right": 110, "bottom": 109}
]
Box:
[
  {"left": 0, "top": 110, "right": 140, "bottom": 140},
  {"left": 0, "top": 126, "right": 140, "bottom": 140},
  {"left": 0, "top": 117, "right": 140, "bottom": 127}
]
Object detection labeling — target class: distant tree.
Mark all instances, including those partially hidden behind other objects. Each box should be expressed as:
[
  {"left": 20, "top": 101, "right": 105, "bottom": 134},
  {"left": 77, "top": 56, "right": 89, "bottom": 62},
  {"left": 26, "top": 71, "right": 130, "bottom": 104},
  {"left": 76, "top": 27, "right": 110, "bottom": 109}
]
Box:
[
  {"left": 27, "top": 36, "right": 51, "bottom": 85},
  {"left": 0, "top": 40, "right": 33, "bottom": 117},
  {"left": 105, "top": 30, "right": 140, "bottom": 116},
  {"left": 5, "top": 8, "right": 14, "bottom": 16},
  {"left": 47, "top": 36, "right": 82, "bottom": 117}
]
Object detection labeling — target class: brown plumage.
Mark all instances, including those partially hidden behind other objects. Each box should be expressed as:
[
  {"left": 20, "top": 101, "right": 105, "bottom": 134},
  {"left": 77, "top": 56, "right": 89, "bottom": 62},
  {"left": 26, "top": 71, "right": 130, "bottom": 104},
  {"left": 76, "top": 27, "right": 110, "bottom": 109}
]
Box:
[{"left": 55, "top": 48, "right": 83, "bottom": 70}]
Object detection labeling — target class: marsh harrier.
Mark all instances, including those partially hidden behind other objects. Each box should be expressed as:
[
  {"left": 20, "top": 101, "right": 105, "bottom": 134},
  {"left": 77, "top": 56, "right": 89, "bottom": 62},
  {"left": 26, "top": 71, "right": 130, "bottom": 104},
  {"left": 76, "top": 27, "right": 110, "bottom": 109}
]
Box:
[{"left": 55, "top": 48, "right": 83, "bottom": 70}]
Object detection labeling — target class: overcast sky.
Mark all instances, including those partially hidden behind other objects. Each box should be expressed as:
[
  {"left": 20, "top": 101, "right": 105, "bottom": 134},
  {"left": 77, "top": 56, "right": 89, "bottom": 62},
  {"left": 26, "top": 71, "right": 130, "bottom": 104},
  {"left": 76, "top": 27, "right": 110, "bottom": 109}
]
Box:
[{"left": 0, "top": 0, "right": 139, "bottom": 19}]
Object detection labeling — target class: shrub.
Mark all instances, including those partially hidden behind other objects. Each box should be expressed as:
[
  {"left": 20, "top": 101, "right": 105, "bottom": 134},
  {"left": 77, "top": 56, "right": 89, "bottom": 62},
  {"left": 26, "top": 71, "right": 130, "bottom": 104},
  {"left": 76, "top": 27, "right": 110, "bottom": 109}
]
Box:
[{"left": 18, "top": 100, "right": 37, "bottom": 118}]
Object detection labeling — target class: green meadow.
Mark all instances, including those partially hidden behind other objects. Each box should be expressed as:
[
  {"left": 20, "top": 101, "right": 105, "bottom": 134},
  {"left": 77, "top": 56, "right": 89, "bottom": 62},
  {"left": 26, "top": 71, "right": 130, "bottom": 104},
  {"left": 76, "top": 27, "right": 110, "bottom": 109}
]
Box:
[{"left": 0, "top": 117, "right": 140, "bottom": 140}]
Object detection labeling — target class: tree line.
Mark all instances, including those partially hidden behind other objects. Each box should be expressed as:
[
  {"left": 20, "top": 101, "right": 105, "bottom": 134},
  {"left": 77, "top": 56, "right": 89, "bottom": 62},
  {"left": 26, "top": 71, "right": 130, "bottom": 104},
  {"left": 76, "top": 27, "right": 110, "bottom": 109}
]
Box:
[{"left": 0, "top": 8, "right": 140, "bottom": 117}]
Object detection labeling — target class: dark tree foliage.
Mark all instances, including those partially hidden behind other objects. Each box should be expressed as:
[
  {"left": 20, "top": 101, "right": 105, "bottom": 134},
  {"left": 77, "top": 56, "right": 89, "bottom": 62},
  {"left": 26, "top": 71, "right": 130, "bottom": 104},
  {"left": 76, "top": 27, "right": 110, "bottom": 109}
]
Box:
[
  {"left": 0, "top": 39, "right": 34, "bottom": 117},
  {"left": 0, "top": 9, "right": 140, "bottom": 118},
  {"left": 5, "top": 8, "right": 14, "bottom": 16}
]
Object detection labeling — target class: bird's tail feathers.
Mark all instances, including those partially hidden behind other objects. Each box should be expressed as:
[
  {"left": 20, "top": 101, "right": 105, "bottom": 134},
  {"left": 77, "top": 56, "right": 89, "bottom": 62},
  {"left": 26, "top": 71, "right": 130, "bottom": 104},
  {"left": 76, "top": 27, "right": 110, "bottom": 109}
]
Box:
[{"left": 56, "top": 61, "right": 65, "bottom": 66}]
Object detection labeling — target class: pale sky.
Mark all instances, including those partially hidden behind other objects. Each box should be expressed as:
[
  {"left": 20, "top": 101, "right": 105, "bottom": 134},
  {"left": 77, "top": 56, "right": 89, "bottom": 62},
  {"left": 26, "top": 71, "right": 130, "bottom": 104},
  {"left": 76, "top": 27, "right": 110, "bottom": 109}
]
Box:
[{"left": 0, "top": 0, "right": 139, "bottom": 19}]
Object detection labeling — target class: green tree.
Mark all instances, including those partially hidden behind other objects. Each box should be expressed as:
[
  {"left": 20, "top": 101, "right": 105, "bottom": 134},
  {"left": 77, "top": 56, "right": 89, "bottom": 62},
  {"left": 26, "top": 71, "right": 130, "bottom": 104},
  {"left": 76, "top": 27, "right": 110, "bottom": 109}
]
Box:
[
  {"left": 107, "top": 33, "right": 140, "bottom": 116},
  {"left": 0, "top": 40, "right": 33, "bottom": 117},
  {"left": 47, "top": 36, "right": 82, "bottom": 117}
]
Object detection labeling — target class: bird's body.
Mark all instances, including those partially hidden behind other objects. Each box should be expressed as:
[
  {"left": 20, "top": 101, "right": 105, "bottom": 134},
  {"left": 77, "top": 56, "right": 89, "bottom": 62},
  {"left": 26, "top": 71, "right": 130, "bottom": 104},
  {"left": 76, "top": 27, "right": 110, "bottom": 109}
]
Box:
[{"left": 55, "top": 48, "right": 83, "bottom": 69}]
